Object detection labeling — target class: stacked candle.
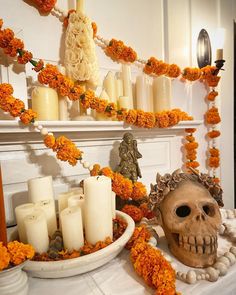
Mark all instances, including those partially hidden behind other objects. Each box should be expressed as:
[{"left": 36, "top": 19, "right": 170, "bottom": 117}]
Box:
[{"left": 153, "top": 76, "right": 172, "bottom": 112}]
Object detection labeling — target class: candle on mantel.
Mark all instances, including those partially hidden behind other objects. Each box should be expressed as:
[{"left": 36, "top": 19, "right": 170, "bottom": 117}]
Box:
[
  {"left": 0, "top": 165, "right": 7, "bottom": 245},
  {"left": 68, "top": 194, "right": 85, "bottom": 225},
  {"left": 69, "top": 187, "right": 83, "bottom": 195},
  {"left": 153, "top": 76, "right": 171, "bottom": 112},
  {"left": 36, "top": 200, "right": 57, "bottom": 237},
  {"left": 147, "top": 80, "right": 154, "bottom": 112},
  {"left": 60, "top": 206, "right": 84, "bottom": 252},
  {"left": 135, "top": 75, "right": 149, "bottom": 111},
  {"left": 57, "top": 65, "right": 69, "bottom": 121},
  {"left": 103, "top": 71, "right": 116, "bottom": 104},
  {"left": 118, "top": 96, "right": 133, "bottom": 110},
  {"left": 76, "top": 0, "right": 84, "bottom": 13},
  {"left": 28, "top": 176, "right": 54, "bottom": 203},
  {"left": 84, "top": 176, "right": 113, "bottom": 245},
  {"left": 24, "top": 209, "right": 49, "bottom": 254},
  {"left": 115, "top": 76, "right": 123, "bottom": 101},
  {"left": 15, "top": 203, "right": 36, "bottom": 243},
  {"left": 121, "top": 64, "right": 134, "bottom": 109},
  {"left": 31, "top": 86, "right": 59, "bottom": 120}
]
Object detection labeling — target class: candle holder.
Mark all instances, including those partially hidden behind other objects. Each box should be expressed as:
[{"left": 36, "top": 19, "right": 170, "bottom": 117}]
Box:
[{"left": 215, "top": 59, "right": 225, "bottom": 71}]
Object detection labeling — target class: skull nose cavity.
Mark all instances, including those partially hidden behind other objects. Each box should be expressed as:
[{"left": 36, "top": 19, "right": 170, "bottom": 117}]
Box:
[{"left": 196, "top": 213, "right": 206, "bottom": 221}]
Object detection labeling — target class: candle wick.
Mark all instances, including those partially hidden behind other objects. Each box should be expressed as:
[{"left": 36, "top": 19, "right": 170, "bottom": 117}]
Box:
[{"left": 96, "top": 176, "right": 100, "bottom": 180}]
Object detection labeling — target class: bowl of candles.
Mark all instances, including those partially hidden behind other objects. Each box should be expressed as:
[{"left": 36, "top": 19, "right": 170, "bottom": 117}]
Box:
[{"left": 22, "top": 210, "right": 135, "bottom": 278}]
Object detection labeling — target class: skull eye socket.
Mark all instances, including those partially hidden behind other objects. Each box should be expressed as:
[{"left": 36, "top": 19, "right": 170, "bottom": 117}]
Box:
[
  {"left": 176, "top": 205, "right": 191, "bottom": 217},
  {"left": 202, "top": 204, "right": 215, "bottom": 217}
]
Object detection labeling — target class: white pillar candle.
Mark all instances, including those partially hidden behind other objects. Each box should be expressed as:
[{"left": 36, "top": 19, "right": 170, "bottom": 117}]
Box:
[
  {"left": 147, "top": 80, "right": 154, "bottom": 112},
  {"left": 216, "top": 48, "right": 223, "bottom": 60},
  {"left": 103, "top": 72, "right": 116, "bottom": 104},
  {"left": 28, "top": 176, "right": 54, "bottom": 203},
  {"left": 96, "top": 89, "right": 112, "bottom": 121},
  {"left": 121, "top": 64, "right": 134, "bottom": 109},
  {"left": 68, "top": 194, "right": 85, "bottom": 225},
  {"left": 118, "top": 96, "right": 133, "bottom": 110},
  {"left": 136, "top": 75, "right": 149, "bottom": 111},
  {"left": 15, "top": 203, "right": 36, "bottom": 243},
  {"left": 111, "top": 191, "right": 116, "bottom": 219},
  {"left": 60, "top": 206, "right": 84, "bottom": 252},
  {"left": 36, "top": 200, "right": 57, "bottom": 237},
  {"left": 57, "top": 65, "right": 69, "bottom": 121},
  {"left": 115, "top": 77, "right": 123, "bottom": 101},
  {"left": 84, "top": 176, "right": 113, "bottom": 245},
  {"left": 76, "top": 0, "right": 84, "bottom": 13},
  {"left": 153, "top": 77, "right": 172, "bottom": 112},
  {"left": 31, "top": 86, "right": 59, "bottom": 120},
  {"left": 69, "top": 187, "right": 84, "bottom": 195},
  {"left": 58, "top": 191, "right": 74, "bottom": 214},
  {"left": 24, "top": 209, "right": 49, "bottom": 254}
]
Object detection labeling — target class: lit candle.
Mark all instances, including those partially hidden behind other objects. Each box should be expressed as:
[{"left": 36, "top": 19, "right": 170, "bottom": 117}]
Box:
[
  {"left": 60, "top": 206, "right": 84, "bottom": 252},
  {"left": 84, "top": 176, "right": 113, "bottom": 245},
  {"left": 121, "top": 64, "right": 134, "bottom": 109},
  {"left": 24, "top": 209, "right": 49, "bottom": 254},
  {"left": 153, "top": 76, "right": 171, "bottom": 112},
  {"left": 68, "top": 194, "right": 85, "bottom": 225},
  {"left": 36, "top": 200, "right": 57, "bottom": 237},
  {"left": 103, "top": 72, "right": 116, "bottom": 104},
  {"left": 27, "top": 176, "right": 54, "bottom": 203},
  {"left": 31, "top": 86, "right": 59, "bottom": 120},
  {"left": 135, "top": 75, "right": 149, "bottom": 111},
  {"left": 15, "top": 203, "right": 36, "bottom": 243},
  {"left": 111, "top": 191, "right": 116, "bottom": 219}
]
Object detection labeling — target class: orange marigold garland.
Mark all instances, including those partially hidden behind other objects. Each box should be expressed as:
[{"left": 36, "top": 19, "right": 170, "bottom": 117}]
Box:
[
  {"left": 105, "top": 38, "right": 137, "bottom": 63},
  {"left": 30, "top": 0, "right": 57, "bottom": 13},
  {"left": 184, "top": 128, "right": 199, "bottom": 170}
]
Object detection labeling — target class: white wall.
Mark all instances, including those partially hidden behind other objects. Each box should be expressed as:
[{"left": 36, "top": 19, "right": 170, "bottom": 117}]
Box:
[{"left": 0, "top": 0, "right": 235, "bottom": 224}]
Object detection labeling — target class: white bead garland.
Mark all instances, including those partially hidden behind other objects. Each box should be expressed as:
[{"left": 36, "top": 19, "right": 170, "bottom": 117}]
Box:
[{"left": 40, "top": 128, "right": 48, "bottom": 136}]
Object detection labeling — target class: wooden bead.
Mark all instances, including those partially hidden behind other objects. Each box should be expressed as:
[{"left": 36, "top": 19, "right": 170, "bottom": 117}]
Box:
[
  {"left": 89, "top": 165, "right": 94, "bottom": 171},
  {"left": 229, "top": 246, "right": 236, "bottom": 256},
  {"left": 37, "top": 125, "right": 43, "bottom": 130},
  {"left": 186, "top": 270, "right": 197, "bottom": 284},
  {"left": 224, "top": 252, "right": 236, "bottom": 265},
  {"left": 181, "top": 273, "right": 186, "bottom": 281},
  {"left": 171, "top": 262, "right": 177, "bottom": 270},
  {"left": 83, "top": 161, "right": 90, "bottom": 169},
  {"left": 80, "top": 159, "right": 85, "bottom": 165},
  {"left": 217, "top": 256, "right": 231, "bottom": 267},
  {"left": 40, "top": 128, "right": 48, "bottom": 136},
  {"left": 33, "top": 121, "right": 39, "bottom": 127},
  {"left": 213, "top": 262, "right": 227, "bottom": 276},
  {"left": 205, "top": 267, "right": 219, "bottom": 282},
  {"left": 197, "top": 274, "right": 202, "bottom": 281}
]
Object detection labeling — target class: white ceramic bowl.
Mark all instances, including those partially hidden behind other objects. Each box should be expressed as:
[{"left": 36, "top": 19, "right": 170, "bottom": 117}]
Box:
[{"left": 23, "top": 210, "right": 135, "bottom": 278}]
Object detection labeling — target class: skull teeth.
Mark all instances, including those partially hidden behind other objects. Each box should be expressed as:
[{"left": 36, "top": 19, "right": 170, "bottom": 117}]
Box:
[{"left": 177, "top": 234, "right": 217, "bottom": 254}]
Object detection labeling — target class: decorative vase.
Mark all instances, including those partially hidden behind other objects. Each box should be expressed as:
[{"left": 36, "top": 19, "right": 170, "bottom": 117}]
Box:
[{"left": 0, "top": 262, "right": 28, "bottom": 295}]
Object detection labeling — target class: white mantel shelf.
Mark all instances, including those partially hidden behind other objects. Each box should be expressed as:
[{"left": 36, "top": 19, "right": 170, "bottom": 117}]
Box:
[{"left": 0, "top": 120, "right": 203, "bottom": 134}]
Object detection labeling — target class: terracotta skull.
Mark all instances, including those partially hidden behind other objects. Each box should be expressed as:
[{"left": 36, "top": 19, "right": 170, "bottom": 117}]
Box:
[{"left": 149, "top": 170, "right": 223, "bottom": 268}]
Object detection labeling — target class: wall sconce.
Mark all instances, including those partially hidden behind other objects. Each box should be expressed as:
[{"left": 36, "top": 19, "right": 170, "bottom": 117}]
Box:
[
  {"left": 215, "top": 28, "right": 225, "bottom": 70},
  {"left": 197, "top": 29, "right": 212, "bottom": 68}
]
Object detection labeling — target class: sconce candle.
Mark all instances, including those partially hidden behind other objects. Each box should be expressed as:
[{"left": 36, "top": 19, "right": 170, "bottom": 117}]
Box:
[{"left": 216, "top": 49, "right": 223, "bottom": 60}]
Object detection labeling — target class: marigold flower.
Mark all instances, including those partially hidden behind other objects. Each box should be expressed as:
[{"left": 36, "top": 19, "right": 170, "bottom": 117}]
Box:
[
  {"left": 4, "top": 38, "right": 24, "bottom": 57},
  {"left": 9, "top": 99, "right": 25, "bottom": 117},
  {"left": 17, "top": 50, "right": 33, "bottom": 64},
  {"left": 166, "top": 64, "right": 181, "bottom": 78},
  {"left": 201, "top": 65, "right": 218, "bottom": 79},
  {"left": 167, "top": 111, "right": 179, "bottom": 126},
  {"left": 144, "top": 57, "right": 169, "bottom": 76},
  {"left": 207, "top": 130, "right": 221, "bottom": 138},
  {"left": 209, "top": 156, "right": 220, "bottom": 168},
  {"left": 90, "top": 164, "right": 101, "bottom": 176},
  {"left": 139, "top": 203, "right": 155, "bottom": 219},
  {"left": 105, "top": 39, "right": 137, "bottom": 63},
  {"left": 185, "top": 128, "right": 196, "bottom": 133},
  {"left": 7, "top": 241, "right": 35, "bottom": 266},
  {"left": 68, "top": 84, "right": 84, "bottom": 101},
  {"left": 155, "top": 112, "right": 169, "bottom": 128},
  {"left": 95, "top": 98, "right": 108, "bottom": 113},
  {"left": 185, "top": 135, "right": 195, "bottom": 142},
  {"left": 206, "top": 75, "right": 221, "bottom": 87},
  {"left": 126, "top": 225, "right": 151, "bottom": 250},
  {"left": 100, "top": 167, "right": 114, "bottom": 179},
  {"left": 0, "top": 28, "right": 14, "bottom": 48},
  {"left": 44, "top": 134, "right": 56, "bottom": 149},
  {"left": 116, "top": 108, "right": 128, "bottom": 121},
  {"left": 112, "top": 173, "right": 133, "bottom": 200},
  {"left": 0, "top": 83, "right": 13, "bottom": 98},
  {"left": 105, "top": 102, "right": 117, "bottom": 117},
  {"left": 0, "top": 242, "right": 10, "bottom": 271},
  {"left": 33, "top": 59, "right": 44, "bottom": 72},
  {"left": 185, "top": 142, "right": 198, "bottom": 150},
  {"left": 0, "top": 95, "right": 15, "bottom": 112},
  {"left": 32, "top": 0, "right": 56, "bottom": 13},
  {"left": 0, "top": 19, "right": 3, "bottom": 30},
  {"left": 122, "top": 204, "right": 143, "bottom": 222},
  {"left": 57, "top": 76, "right": 74, "bottom": 97},
  {"left": 209, "top": 148, "right": 220, "bottom": 157},
  {"left": 213, "top": 177, "right": 220, "bottom": 184},
  {"left": 20, "top": 109, "right": 37, "bottom": 124},
  {"left": 125, "top": 109, "right": 138, "bottom": 125},
  {"left": 131, "top": 182, "right": 147, "bottom": 201},
  {"left": 207, "top": 90, "right": 218, "bottom": 101},
  {"left": 186, "top": 161, "right": 200, "bottom": 169},
  {"left": 38, "top": 64, "right": 59, "bottom": 85},
  {"left": 205, "top": 107, "right": 221, "bottom": 124},
  {"left": 182, "top": 67, "right": 201, "bottom": 81}
]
